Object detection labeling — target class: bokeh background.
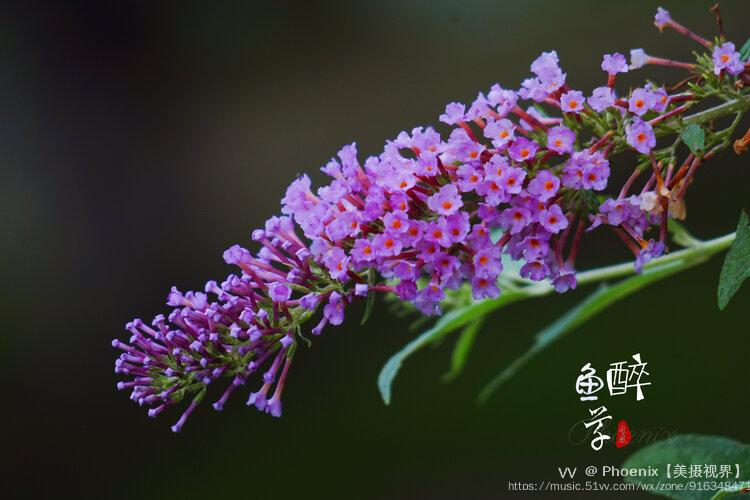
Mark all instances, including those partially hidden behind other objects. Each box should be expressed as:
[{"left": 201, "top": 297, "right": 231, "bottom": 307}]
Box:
[{"left": 2, "top": 1, "right": 749, "bottom": 498}]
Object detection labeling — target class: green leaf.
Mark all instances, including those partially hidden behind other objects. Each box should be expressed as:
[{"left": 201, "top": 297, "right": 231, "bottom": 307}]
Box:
[
  {"left": 408, "top": 314, "right": 433, "bottom": 332},
  {"left": 360, "top": 270, "right": 377, "bottom": 325},
  {"left": 622, "top": 434, "right": 750, "bottom": 500},
  {"left": 490, "top": 227, "right": 504, "bottom": 244},
  {"left": 193, "top": 386, "right": 208, "bottom": 404},
  {"left": 378, "top": 289, "right": 529, "bottom": 404},
  {"left": 500, "top": 252, "right": 525, "bottom": 279},
  {"left": 441, "top": 317, "right": 484, "bottom": 383},
  {"left": 667, "top": 220, "right": 700, "bottom": 248},
  {"left": 378, "top": 230, "right": 737, "bottom": 406},
  {"left": 712, "top": 484, "right": 750, "bottom": 500},
  {"left": 361, "top": 292, "right": 375, "bottom": 325},
  {"left": 478, "top": 260, "right": 688, "bottom": 403},
  {"left": 739, "top": 38, "right": 750, "bottom": 62},
  {"left": 531, "top": 103, "right": 551, "bottom": 118},
  {"left": 718, "top": 211, "right": 750, "bottom": 310},
  {"left": 681, "top": 124, "right": 705, "bottom": 155},
  {"left": 296, "top": 325, "right": 312, "bottom": 348}
]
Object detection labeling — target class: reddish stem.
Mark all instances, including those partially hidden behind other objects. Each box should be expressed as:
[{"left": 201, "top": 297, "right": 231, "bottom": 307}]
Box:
[
  {"left": 667, "top": 153, "right": 695, "bottom": 190},
  {"left": 566, "top": 219, "right": 585, "bottom": 266},
  {"left": 589, "top": 131, "right": 614, "bottom": 153},
  {"left": 612, "top": 227, "right": 641, "bottom": 256},
  {"left": 619, "top": 168, "right": 642, "bottom": 199},
  {"left": 663, "top": 20, "right": 712, "bottom": 48},
  {"left": 511, "top": 106, "right": 547, "bottom": 131},
  {"left": 648, "top": 103, "right": 691, "bottom": 126},
  {"left": 457, "top": 121, "right": 480, "bottom": 142}
]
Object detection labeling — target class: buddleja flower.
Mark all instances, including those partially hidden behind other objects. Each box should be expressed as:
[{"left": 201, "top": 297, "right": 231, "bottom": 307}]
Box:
[
  {"left": 602, "top": 53, "right": 629, "bottom": 75},
  {"left": 628, "top": 88, "right": 656, "bottom": 116},
  {"left": 560, "top": 90, "right": 585, "bottom": 113},
  {"left": 547, "top": 126, "right": 576, "bottom": 154},
  {"left": 113, "top": 5, "right": 750, "bottom": 432},
  {"left": 629, "top": 48, "right": 650, "bottom": 69},
  {"left": 626, "top": 119, "right": 656, "bottom": 154},
  {"left": 588, "top": 86, "right": 616, "bottom": 112},
  {"left": 713, "top": 42, "right": 744, "bottom": 76},
  {"left": 654, "top": 7, "right": 671, "bottom": 29}
]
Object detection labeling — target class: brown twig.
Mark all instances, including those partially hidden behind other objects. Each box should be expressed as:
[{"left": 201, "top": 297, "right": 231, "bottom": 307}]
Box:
[{"left": 709, "top": 3, "right": 724, "bottom": 40}]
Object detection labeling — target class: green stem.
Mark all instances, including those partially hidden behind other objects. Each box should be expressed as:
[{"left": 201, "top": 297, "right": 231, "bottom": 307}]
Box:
[
  {"left": 682, "top": 94, "right": 750, "bottom": 126},
  {"left": 513, "top": 231, "right": 736, "bottom": 298},
  {"left": 576, "top": 232, "right": 735, "bottom": 285}
]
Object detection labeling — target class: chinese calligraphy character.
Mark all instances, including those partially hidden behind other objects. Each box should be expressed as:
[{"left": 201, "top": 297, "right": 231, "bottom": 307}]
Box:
[
  {"left": 583, "top": 405, "right": 612, "bottom": 451},
  {"left": 576, "top": 362, "right": 604, "bottom": 401},
  {"left": 606, "top": 353, "right": 651, "bottom": 401},
  {"left": 573, "top": 354, "right": 654, "bottom": 452}
]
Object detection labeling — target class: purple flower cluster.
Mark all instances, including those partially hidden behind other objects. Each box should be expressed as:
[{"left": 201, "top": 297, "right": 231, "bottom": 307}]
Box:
[
  {"left": 713, "top": 42, "right": 745, "bottom": 76},
  {"left": 113, "top": 6, "right": 750, "bottom": 432}
]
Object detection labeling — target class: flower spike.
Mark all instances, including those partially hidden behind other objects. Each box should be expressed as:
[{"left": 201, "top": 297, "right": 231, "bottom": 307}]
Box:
[{"left": 114, "top": 6, "right": 750, "bottom": 432}]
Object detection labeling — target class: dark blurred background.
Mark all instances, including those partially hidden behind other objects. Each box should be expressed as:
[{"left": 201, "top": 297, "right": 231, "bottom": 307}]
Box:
[{"left": 1, "top": 1, "right": 749, "bottom": 498}]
